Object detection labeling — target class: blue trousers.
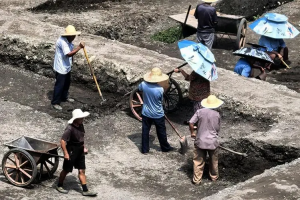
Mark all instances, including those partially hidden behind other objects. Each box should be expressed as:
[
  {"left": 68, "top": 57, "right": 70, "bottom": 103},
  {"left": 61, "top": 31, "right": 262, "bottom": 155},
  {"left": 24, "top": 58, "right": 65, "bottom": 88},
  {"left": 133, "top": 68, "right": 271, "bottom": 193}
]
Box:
[
  {"left": 142, "top": 115, "right": 171, "bottom": 153},
  {"left": 51, "top": 72, "right": 71, "bottom": 105}
]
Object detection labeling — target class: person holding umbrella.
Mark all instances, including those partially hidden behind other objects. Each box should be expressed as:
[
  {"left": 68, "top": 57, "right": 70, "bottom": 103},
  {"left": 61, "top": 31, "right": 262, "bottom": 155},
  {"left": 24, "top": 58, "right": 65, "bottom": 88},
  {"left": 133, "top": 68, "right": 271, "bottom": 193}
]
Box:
[
  {"left": 189, "top": 95, "right": 223, "bottom": 185},
  {"left": 194, "top": 0, "right": 218, "bottom": 49},
  {"left": 249, "top": 13, "right": 299, "bottom": 68},
  {"left": 175, "top": 40, "right": 217, "bottom": 117},
  {"left": 138, "top": 67, "right": 173, "bottom": 154},
  {"left": 51, "top": 25, "right": 85, "bottom": 110},
  {"left": 258, "top": 35, "right": 288, "bottom": 63},
  {"left": 233, "top": 46, "right": 274, "bottom": 81}
]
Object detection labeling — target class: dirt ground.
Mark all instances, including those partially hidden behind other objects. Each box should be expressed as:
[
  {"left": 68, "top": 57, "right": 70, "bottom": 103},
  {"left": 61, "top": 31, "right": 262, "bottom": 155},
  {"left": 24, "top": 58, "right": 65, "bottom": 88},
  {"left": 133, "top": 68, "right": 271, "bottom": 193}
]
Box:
[{"left": 1, "top": 0, "right": 300, "bottom": 199}]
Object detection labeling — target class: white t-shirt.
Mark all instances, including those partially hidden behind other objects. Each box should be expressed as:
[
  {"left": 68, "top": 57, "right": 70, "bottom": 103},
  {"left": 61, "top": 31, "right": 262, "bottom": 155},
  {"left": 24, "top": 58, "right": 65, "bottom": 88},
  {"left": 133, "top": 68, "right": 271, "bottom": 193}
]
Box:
[{"left": 53, "top": 36, "right": 74, "bottom": 74}]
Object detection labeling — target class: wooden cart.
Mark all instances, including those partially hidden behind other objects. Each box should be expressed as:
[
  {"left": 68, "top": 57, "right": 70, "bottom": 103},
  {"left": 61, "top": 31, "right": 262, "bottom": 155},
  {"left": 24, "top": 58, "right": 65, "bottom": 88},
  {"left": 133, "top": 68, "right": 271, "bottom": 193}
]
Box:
[
  {"left": 2, "top": 136, "right": 62, "bottom": 187},
  {"left": 169, "top": 9, "right": 247, "bottom": 50}
]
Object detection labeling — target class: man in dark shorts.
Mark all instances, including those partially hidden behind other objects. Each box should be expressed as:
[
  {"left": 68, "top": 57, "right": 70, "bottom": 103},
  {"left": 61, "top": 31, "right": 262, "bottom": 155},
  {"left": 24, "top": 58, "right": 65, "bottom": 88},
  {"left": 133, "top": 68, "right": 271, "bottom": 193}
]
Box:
[
  {"left": 194, "top": 0, "right": 218, "bottom": 49},
  {"left": 56, "top": 109, "right": 97, "bottom": 197}
]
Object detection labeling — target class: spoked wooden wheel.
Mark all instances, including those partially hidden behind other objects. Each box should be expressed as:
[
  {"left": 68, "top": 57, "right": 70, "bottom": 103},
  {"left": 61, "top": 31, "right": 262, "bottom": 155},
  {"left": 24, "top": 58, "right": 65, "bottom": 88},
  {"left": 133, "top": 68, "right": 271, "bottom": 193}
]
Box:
[
  {"left": 2, "top": 148, "right": 37, "bottom": 187},
  {"left": 236, "top": 18, "right": 247, "bottom": 50},
  {"left": 37, "top": 153, "right": 59, "bottom": 178},
  {"left": 164, "top": 78, "right": 183, "bottom": 113},
  {"left": 129, "top": 78, "right": 183, "bottom": 121},
  {"left": 129, "top": 88, "right": 143, "bottom": 121}
]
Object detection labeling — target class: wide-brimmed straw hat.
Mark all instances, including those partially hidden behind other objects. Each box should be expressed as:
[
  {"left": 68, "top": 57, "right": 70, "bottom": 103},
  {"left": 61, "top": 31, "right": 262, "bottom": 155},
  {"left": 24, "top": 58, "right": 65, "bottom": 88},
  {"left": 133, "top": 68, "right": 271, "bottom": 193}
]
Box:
[
  {"left": 201, "top": 95, "right": 224, "bottom": 109},
  {"left": 61, "top": 25, "right": 81, "bottom": 36},
  {"left": 202, "top": 0, "right": 218, "bottom": 3},
  {"left": 143, "top": 67, "right": 169, "bottom": 83},
  {"left": 68, "top": 109, "right": 90, "bottom": 124}
]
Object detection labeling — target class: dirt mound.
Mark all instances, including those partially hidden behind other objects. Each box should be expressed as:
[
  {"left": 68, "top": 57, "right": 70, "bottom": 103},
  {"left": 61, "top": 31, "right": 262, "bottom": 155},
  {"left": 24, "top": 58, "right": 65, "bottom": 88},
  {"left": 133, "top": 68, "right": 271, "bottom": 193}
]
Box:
[
  {"left": 216, "top": 0, "right": 293, "bottom": 19},
  {"left": 30, "top": 0, "right": 122, "bottom": 13}
]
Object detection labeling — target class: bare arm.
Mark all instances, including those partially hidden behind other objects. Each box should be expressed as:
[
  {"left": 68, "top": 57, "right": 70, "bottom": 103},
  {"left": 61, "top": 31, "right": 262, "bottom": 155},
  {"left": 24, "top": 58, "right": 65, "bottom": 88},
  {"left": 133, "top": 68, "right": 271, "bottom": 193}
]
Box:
[
  {"left": 189, "top": 123, "right": 196, "bottom": 138},
  {"left": 174, "top": 68, "right": 190, "bottom": 80},
  {"left": 66, "top": 42, "right": 85, "bottom": 57},
  {"left": 61, "top": 139, "right": 69, "bottom": 160}
]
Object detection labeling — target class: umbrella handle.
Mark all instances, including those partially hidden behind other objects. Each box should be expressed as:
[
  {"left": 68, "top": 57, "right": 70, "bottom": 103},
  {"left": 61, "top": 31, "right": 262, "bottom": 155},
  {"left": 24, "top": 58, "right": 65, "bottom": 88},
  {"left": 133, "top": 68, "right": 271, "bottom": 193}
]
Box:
[{"left": 167, "top": 62, "right": 188, "bottom": 75}]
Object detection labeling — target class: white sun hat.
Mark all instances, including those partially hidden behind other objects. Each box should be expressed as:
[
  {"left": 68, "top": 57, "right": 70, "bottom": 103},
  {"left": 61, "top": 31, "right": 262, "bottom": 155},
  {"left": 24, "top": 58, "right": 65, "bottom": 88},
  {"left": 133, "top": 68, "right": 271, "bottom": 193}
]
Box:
[
  {"left": 68, "top": 109, "right": 90, "bottom": 124},
  {"left": 61, "top": 25, "right": 81, "bottom": 36}
]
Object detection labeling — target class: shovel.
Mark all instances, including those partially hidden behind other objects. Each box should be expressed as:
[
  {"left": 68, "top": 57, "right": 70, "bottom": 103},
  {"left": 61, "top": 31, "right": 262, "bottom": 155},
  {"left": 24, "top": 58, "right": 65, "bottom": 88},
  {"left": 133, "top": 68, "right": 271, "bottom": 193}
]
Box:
[
  {"left": 165, "top": 115, "right": 188, "bottom": 154},
  {"left": 219, "top": 145, "right": 248, "bottom": 157},
  {"left": 280, "top": 58, "right": 291, "bottom": 69},
  {"left": 83, "top": 47, "right": 106, "bottom": 103}
]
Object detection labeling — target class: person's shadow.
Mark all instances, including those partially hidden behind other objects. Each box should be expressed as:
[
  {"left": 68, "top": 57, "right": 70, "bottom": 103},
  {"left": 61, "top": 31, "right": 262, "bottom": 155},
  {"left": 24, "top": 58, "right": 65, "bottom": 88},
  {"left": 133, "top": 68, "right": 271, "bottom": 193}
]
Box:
[
  {"left": 128, "top": 132, "right": 161, "bottom": 153},
  {"left": 51, "top": 175, "right": 82, "bottom": 194}
]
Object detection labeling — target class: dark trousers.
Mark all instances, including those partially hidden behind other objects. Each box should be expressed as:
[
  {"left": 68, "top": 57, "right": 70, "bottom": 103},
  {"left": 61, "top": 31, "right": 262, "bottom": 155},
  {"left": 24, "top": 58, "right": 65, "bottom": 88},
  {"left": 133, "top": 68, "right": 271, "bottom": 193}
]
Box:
[
  {"left": 51, "top": 72, "right": 71, "bottom": 105},
  {"left": 142, "top": 115, "right": 171, "bottom": 153}
]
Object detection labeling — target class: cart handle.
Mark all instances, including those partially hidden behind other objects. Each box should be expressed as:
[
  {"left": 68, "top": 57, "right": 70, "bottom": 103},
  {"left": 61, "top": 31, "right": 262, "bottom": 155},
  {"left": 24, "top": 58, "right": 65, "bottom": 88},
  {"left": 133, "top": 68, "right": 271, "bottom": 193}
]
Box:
[{"left": 42, "top": 152, "right": 65, "bottom": 159}]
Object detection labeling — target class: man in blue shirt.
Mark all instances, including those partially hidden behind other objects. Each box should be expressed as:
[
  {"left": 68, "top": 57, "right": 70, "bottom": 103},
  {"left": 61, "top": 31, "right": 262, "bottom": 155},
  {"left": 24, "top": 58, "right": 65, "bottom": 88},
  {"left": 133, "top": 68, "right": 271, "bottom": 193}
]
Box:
[
  {"left": 259, "top": 35, "right": 289, "bottom": 63},
  {"left": 234, "top": 58, "right": 268, "bottom": 80},
  {"left": 234, "top": 58, "right": 252, "bottom": 77},
  {"left": 138, "top": 67, "right": 173, "bottom": 154},
  {"left": 194, "top": 0, "right": 218, "bottom": 49},
  {"left": 51, "top": 25, "right": 84, "bottom": 110}
]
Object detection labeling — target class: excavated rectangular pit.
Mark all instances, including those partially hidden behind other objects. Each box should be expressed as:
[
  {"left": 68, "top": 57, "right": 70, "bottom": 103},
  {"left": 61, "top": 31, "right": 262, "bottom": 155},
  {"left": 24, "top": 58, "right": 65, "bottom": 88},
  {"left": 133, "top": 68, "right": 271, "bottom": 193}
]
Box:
[{"left": 120, "top": 99, "right": 300, "bottom": 199}]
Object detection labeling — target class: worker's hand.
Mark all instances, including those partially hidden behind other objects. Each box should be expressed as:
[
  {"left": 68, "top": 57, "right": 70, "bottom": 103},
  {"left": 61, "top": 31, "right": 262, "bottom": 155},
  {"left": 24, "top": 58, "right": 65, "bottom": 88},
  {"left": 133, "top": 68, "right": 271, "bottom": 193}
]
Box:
[
  {"left": 277, "top": 54, "right": 283, "bottom": 59},
  {"left": 79, "top": 42, "right": 85, "bottom": 48},
  {"left": 174, "top": 68, "right": 180, "bottom": 73},
  {"left": 64, "top": 153, "right": 70, "bottom": 160},
  {"left": 191, "top": 133, "right": 196, "bottom": 139},
  {"left": 84, "top": 147, "right": 88, "bottom": 154}
]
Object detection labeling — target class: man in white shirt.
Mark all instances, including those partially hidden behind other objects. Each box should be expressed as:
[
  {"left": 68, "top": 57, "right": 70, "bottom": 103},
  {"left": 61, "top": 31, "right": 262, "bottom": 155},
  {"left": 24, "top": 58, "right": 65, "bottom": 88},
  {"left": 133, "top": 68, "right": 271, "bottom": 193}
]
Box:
[{"left": 51, "top": 25, "right": 84, "bottom": 110}]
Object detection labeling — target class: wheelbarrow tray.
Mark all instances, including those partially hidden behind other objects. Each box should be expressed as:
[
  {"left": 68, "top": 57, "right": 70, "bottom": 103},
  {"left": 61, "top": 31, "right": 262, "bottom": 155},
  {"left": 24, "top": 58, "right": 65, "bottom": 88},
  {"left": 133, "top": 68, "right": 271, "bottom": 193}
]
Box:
[
  {"left": 2, "top": 136, "right": 61, "bottom": 187},
  {"left": 3, "top": 136, "right": 60, "bottom": 163}
]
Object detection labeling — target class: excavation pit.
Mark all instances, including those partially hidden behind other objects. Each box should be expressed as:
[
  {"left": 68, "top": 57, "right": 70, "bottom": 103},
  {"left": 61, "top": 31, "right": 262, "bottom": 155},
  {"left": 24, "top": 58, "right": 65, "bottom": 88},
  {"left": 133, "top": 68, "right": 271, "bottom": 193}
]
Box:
[{"left": 177, "top": 139, "right": 300, "bottom": 199}]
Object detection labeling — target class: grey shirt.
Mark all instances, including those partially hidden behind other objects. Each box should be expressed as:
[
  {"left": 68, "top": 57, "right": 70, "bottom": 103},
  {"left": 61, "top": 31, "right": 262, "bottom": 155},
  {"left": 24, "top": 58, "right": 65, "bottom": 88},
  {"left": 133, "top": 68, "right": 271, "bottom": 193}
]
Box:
[{"left": 189, "top": 108, "right": 220, "bottom": 149}]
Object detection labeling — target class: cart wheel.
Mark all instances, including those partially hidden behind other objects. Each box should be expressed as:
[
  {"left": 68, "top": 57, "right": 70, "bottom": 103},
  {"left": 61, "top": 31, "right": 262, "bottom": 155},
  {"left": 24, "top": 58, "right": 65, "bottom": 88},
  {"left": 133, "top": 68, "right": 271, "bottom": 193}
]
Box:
[
  {"left": 38, "top": 152, "right": 59, "bottom": 178},
  {"left": 2, "top": 148, "right": 37, "bottom": 187},
  {"left": 236, "top": 18, "right": 247, "bottom": 50},
  {"left": 129, "top": 78, "right": 183, "bottom": 121},
  {"left": 129, "top": 88, "right": 143, "bottom": 121},
  {"left": 164, "top": 78, "right": 183, "bottom": 113}
]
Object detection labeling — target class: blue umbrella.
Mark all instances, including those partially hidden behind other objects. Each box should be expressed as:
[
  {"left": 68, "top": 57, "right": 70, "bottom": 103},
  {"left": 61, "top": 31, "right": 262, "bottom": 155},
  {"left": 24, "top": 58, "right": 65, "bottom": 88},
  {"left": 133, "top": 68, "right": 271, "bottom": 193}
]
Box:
[
  {"left": 178, "top": 40, "right": 218, "bottom": 81},
  {"left": 249, "top": 13, "right": 299, "bottom": 39}
]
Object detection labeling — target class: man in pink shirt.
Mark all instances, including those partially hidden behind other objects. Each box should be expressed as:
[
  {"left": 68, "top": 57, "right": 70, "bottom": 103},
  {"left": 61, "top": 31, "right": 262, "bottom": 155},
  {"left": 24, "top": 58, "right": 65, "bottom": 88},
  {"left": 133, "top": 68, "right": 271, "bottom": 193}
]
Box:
[{"left": 189, "top": 95, "right": 223, "bottom": 185}]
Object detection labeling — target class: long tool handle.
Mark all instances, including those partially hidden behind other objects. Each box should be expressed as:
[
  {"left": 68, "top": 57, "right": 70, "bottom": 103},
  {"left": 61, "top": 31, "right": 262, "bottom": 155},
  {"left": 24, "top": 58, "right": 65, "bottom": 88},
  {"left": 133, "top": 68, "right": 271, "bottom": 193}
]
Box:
[
  {"left": 280, "top": 58, "right": 291, "bottom": 69},
  {"left": 166, "top": 62, "right": 188, "bottom": 75},
  {"left": 179, "top": 5, "right": 191, "bottom": 39},
  {"left": 219, "top": 145, "right": 248, "bottom": 157},
  {"left": 83, "top": 47, "right": 105, "bottom": 99},
  {"left": 165, "top": 115, "right": 183, "bottom": 139}
]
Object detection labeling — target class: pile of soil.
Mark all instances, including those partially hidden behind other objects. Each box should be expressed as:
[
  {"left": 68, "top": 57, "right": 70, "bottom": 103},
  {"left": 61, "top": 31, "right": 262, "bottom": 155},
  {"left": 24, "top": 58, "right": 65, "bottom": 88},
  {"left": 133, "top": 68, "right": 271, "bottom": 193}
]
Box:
[{"left": 216, "top": 0, "right": 293, "bottom": 19}]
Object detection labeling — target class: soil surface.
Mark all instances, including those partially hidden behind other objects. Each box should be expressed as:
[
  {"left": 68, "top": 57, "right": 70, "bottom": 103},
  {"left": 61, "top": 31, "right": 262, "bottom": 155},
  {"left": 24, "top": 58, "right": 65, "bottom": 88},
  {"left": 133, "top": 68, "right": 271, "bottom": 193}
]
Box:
[{"left": 1, "top": 0, "right": 300, "bottom": 199}]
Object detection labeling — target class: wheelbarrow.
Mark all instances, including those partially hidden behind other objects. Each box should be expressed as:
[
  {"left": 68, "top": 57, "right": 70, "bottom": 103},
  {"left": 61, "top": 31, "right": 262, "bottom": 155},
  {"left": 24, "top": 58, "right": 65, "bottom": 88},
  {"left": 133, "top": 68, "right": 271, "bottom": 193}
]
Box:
[{"left": 2, "top": 136, "right": 63, "bottom": 187}]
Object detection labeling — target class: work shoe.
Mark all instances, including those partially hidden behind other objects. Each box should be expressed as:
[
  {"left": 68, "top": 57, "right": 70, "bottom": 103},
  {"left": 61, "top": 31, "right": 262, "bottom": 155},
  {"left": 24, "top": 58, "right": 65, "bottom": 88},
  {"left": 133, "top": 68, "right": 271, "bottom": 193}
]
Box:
[
  {"left": 52, "top": 104, "right": 62, "bottom": 110},
  {"left": 66, "top": 98, "right": 75, "bottom": 102},
  {"left": 56, "top": 186, "right": 68, "bottom": 194},
  {"left": 82, "top": 191, "right": 98, "bottom": 196}
]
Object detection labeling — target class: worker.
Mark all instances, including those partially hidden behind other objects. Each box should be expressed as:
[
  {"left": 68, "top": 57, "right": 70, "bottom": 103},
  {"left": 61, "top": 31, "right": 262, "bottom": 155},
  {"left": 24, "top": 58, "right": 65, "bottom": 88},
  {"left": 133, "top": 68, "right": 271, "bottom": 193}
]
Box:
[
  {"left": 234, "top": 57, "right": 268, "bottom": 80},
  {"left": 194, "top": 0, "right": 218, "bottom": 49},
  {"left": 56, "top": 109, "right": 97, "bottom": 196},
  {"left": 138, "top": 67, "right": 174, "bottom": 154},
  {"left": 189, "top": 95, "right": 223, "bottom": 185},
  {"left": 51, "top": 25, "right": 84, "bottom": 110}
]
